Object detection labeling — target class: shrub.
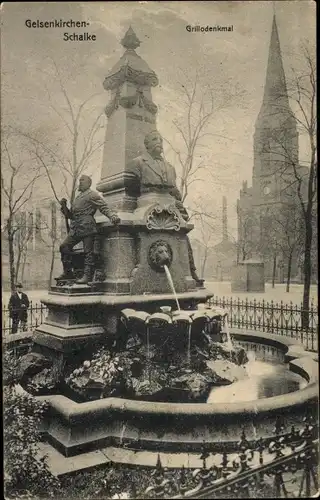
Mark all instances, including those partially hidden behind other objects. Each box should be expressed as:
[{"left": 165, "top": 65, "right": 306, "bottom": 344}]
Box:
[{"left": 3, "top": 350, "right": 60, "bottom": 498}]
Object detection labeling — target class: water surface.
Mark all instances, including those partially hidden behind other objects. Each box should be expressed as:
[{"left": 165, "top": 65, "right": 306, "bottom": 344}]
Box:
[{"left": 207, "top": 352, "right": 307, "bottom": 404}]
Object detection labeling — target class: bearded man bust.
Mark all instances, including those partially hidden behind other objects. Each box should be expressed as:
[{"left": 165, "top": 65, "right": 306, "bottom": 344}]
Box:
[{"left": 127, "top": 130, "right": 202, "bottom": 285}]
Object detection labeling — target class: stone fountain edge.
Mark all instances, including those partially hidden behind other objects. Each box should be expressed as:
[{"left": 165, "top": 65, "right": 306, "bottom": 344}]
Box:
[{"left": 12, "top": 330, "right": 317, "bottom": 457}]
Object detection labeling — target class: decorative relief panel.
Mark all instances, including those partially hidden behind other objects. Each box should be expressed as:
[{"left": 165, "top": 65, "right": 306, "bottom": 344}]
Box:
[{"left": 146, "top": 204, "right": 181, "bottom": 231}]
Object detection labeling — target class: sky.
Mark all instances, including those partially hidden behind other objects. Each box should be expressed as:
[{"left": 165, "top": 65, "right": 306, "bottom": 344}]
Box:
[{"left": 1, "top": 0, "right": 316, "bottom": 239}]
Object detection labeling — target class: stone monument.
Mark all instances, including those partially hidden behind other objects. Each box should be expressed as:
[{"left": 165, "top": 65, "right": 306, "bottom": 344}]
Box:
[{"left": 31, "top": 27, "right": 212, "bottom": 367}]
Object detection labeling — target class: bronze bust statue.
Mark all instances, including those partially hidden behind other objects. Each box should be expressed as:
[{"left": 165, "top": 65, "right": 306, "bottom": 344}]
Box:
[{"left": 128, "top": 131, "right": 201, "bottom": 285}]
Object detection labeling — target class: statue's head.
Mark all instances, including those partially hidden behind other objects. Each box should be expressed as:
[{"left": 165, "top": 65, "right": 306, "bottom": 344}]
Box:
[
  {"left": 148, "top": 240, "right": 173, "bottom": 271},
  {"left": 78, "top": 175, "right": 92, "bottom": 192},
  {"left": 144, "top": 130, "right": 163, "bottom": 159}
]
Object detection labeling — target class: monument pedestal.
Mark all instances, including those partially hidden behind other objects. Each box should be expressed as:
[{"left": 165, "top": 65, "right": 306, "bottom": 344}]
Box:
[
  {"left": 34, "top": 288, "right": 212, "bottom": 364},
  {"left": 34, "top": 196, "right": 211, "bottom": 364}
]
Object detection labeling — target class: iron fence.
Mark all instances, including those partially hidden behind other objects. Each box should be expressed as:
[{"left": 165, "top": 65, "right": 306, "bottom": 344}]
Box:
[
  {"left": 208, "top": 297, "right": 318, "bottom": 352},
  {"left": 1, "top": 297, "right": 319, "bottom": 352},
  {"left": 2, "top": 301, "right": 48, "bottom": 336},
  {"left": 131, "top": 414, "right": 319, "bottom": 499}
]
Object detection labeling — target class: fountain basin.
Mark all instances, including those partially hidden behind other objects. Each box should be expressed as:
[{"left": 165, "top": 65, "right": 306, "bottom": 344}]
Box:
[{"left": 32, "top": 330, "right": 318, "bottom": 457}]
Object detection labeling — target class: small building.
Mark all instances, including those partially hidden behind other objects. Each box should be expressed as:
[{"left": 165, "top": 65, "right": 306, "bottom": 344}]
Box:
[{"left": 231, "top": 259, "right": 265, "bottom": 293}]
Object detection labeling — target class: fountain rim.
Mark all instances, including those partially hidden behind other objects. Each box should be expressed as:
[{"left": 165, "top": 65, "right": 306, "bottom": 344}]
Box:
[
  {"left": 33, "top": 330, "right": 318, "bottom": 419},
  {"left": 39, "top": 382, "right": 317, "bottom": 421}
]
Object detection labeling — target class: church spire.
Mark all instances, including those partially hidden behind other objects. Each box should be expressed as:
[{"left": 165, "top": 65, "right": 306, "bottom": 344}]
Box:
[
  {"left": 262, "top": 14, "right": 288, "bottom": 107},
  {"left": 255, "top": 13, "right": 294, "bottom": 129}
]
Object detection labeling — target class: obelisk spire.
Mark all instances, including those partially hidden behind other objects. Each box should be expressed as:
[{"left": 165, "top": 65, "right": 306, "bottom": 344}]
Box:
[{"left": 97, "top": 26, "right": 159, "bottom": 209}]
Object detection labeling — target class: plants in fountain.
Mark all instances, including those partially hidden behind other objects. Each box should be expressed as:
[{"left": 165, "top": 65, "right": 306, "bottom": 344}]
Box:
[{"left": 62, "top": 304, "right": 249, "bottom": 403}]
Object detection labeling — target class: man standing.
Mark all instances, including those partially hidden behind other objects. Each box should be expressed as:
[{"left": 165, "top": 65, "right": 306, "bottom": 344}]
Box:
[
  {"left": 58, "top": 175, "right": 121, "bottom": 284},
  {"left": 128, "top": 130, "right": 201, "bottom": 285},
  {"left": 8, "top": 283, "right": 30, "bottom": 334}
]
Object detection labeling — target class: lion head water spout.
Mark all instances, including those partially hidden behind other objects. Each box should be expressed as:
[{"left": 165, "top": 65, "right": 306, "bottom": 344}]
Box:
[{"left": 163, "top": 264, "right": 180, "bottom": 310}]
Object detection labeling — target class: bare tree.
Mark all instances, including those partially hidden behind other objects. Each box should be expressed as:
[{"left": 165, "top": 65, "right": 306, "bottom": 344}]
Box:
[
  {"left": 14, "top": 60, "right": 105, "bottom": 204},
  {"left": 34, "top": 202, "right": 60, "bottom": 288},
  {"left": 163, "top": 69, "right": 243, "bottom": 205},
  {"left": 1, "top": 130, "right": 41, "bottom": 290},
  {"left": 13, "top": 211, "right": 35, "bottom": 284},
  {"left": 192, "top": 216, "right": 217, "bottom": 279},
  {"left": 260, "top": 204, "right": 303, "bottom": 292},
  {"left": 236, "top": 205, "right": 260, "bottom": 263},
  {"left": 264, "top": 45, "right": 316, "bottom": 323},
  {"left": 278, "top": 206, "right": 303, "bottom": 293}
]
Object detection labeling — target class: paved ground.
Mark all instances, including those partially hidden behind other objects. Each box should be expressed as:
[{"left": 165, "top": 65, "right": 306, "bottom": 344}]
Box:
[{"left": 2, "top": 282, "right": 318, "bottom": 306}]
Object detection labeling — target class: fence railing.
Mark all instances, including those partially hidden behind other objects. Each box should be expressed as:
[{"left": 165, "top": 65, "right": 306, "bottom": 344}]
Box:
[
  {"left": 138, "top": 414, "right": 319, "bottom": 499},
  {"left": 2, "top": 297, "right": 319, "bottom": 351},
  {"left": 2, "top": 301, "right": 48, "bottom": 336},
  {"left": 208, "top": 297, "right": 318, "bottom": 352}
]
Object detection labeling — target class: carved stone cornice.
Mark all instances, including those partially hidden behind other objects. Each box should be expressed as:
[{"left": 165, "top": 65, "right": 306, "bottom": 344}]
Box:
[
  {"left": 105, "top": 88, "right": 158, "bottom": 117},
  {"left": 104, "top": 64, "right": 159, "bottom": 91}
]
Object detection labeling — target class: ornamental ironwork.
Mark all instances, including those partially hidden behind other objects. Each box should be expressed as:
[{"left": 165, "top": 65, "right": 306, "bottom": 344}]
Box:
[{"left": 139, "top": 414, "right": 318, "bottom": 499}]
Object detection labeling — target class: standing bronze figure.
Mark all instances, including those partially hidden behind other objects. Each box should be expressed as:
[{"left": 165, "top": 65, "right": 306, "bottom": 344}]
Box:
[{"left": 58, "top": 175, "right": 121, "bottom": 284}]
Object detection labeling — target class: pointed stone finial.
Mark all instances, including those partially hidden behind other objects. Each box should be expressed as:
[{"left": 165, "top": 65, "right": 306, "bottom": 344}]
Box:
[{"left": 121, "top": 26, "right": 141, "bottom": 50}]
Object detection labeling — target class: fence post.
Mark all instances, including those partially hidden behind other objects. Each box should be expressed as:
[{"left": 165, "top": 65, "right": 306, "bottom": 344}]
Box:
[
  {"left": 310, "top": 300, "right": 315, "bottom": 351},
  {"left": 280, "top": 301, "right": 284, "bottom": 334}
]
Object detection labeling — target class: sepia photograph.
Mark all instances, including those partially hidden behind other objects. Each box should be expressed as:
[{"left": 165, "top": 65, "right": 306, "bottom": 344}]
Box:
[{"left": 1, "top": 1, "right": 318, "bottom": 498}]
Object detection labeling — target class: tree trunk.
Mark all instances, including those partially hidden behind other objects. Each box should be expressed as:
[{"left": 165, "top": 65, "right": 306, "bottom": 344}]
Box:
[
  {"left": 7, "top": 223, "right": 16, "bottom": 292},
  {"left": 302, "top": 217, "right": 313, "bottom": 329},
  {"left": 272, "top": 253, "right": 277, "bottom": 288},
  {"left": 241, "top": 247, "right": 246, "bottom": 262},
  {"left": 20, "top": 248, "right": 28, "bottom": 283},
  {"left": 15, "top": 244, "right": 22, "bottom": 283},
  {"left": 286, "top": 251, "right": 293, "bottom": 293},
  {"left": 200, "top": 251, "right": 208, "bottom": 279},
  {"left": 48, "top": 240, "right": 56, "bottom": 289}
]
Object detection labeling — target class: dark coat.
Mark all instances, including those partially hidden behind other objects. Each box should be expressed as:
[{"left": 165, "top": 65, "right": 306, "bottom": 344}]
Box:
[
  {"left": 66, "top": 189, "right": 116, "bottom": 238},
  {"left": 8, "top": 292, "right": 30, "bottom": 321}
]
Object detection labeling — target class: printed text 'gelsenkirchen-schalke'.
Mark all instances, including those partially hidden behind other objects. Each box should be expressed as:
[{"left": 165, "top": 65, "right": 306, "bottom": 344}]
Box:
[{"left": 25, "top": 19, "right": 96, "bottom": 41}]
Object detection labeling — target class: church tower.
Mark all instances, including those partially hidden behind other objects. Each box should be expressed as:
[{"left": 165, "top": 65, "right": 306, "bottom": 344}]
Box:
[
  {"left": 252, "top": 14, "right": 298, "bottom": 207},
  {"left": 237, "top": 13, "right": 300, "bottom": 277}
]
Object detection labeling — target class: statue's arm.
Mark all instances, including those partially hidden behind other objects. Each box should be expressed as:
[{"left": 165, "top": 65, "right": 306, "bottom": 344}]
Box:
[
  {"left": 91, "top": 192, "right": 119, "bottom": 222},
  {"left": 167, "top": 163, "right": 182, "bottom": 200},
  {"left": 167, "top": 165, "right": 189, "bottom": 221},
  {"left": 60, "top": 199, "right": 73, "bottom": 219}
]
